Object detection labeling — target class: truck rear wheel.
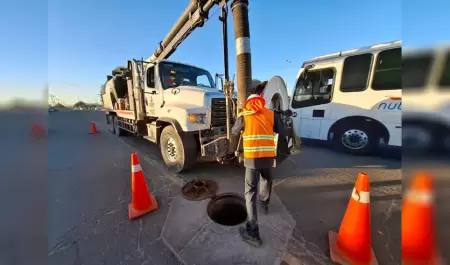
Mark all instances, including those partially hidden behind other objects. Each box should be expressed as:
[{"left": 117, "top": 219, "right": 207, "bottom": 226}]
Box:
[
  {"left": 107, "top": 114, "right": 115, "bottom": 134},
  {"left": 160, "top": 125, "right": 197, "bottom": 173},
  {"left": 112, "top": 116, "right": 125, "bottom": 136}
]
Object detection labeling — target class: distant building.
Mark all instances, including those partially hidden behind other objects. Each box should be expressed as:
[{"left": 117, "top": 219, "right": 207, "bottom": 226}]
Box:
[{"left": 73, "top": 101, "right": 100, "bottom": 110}]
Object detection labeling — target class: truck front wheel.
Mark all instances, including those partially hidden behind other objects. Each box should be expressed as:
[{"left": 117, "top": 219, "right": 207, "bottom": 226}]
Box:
[{"left": 160, "top": 125, "right": 197, "bottom": 173}]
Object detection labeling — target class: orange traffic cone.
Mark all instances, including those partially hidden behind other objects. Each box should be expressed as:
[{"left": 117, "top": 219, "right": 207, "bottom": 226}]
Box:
[
  {"left": 31, "top": 122, "right": 46, "bottom": 137},
  {"left": 402, "top": 172, "right": 443, "bottom": 265},
  {"left": 128, "top": 153, "right": 158, "bottom": 220},
  {"left": 89, "top": 121, "right": 99, "bottom": 134},
  {"left": 328, "top": 172, "right": 378, "bottom": 265}
]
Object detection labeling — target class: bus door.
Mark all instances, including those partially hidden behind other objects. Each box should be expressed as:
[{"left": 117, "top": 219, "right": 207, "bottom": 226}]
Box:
[{"left": 291, "top": 66, "right": 336, "bottom": 140}]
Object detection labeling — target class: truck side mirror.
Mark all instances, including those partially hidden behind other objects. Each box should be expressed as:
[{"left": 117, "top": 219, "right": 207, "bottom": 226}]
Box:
[{"left": 215, "top": 73, "right": 224, "bottom": 91}]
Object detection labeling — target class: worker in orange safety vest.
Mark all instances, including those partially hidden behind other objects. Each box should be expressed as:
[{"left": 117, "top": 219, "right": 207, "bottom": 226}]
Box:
[{"left": 231, "top": 82, "right": 285, "bottom": 248}]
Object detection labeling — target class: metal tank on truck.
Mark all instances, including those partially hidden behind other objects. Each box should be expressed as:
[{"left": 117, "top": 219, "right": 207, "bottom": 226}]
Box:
[{"left": 101, "top": 0, "right": 300, "bottom": 173}]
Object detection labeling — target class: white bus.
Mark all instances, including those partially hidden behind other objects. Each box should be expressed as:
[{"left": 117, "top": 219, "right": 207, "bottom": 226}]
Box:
[
  {"left": 290, "top": 41, "right": 402, "bottom": 154},
  {"left": 403, "top": 45, "right": 450, "bottom": 154}
]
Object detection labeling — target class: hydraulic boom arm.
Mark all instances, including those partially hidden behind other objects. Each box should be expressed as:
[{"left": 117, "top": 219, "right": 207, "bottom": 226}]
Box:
[{"left": 147, "top": 0, "right": 226, "bottom": 62}]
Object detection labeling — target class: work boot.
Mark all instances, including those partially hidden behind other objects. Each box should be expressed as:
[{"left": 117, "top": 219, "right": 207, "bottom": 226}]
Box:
[
  {"left": 239, "top": 223, "right": 263, "bottom": 248},
  {"left": 259, "top": 201, "right": 269, "bottom": 215}
]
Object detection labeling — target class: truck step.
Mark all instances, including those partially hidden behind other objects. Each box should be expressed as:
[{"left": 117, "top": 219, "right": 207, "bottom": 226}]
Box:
[{"left": 145, "top": 122, "right": 158, "bottom": 143}]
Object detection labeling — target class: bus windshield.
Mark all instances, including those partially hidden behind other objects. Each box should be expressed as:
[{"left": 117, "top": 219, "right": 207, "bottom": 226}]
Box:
[{"left": 159, "top": 62, "right": 215, "bottom": 89}]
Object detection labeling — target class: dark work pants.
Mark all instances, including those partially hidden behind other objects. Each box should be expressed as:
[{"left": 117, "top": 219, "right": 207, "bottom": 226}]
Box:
[{"left": 244, "top": 167, "right": 273, "bottom": 234}]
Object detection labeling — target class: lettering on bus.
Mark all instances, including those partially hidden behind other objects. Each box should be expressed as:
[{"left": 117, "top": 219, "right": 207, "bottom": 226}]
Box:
[{"left": 378, "top": 102, "right": 402, "bottom": 111}]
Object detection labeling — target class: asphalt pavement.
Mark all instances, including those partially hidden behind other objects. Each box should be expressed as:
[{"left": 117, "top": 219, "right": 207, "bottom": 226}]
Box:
[
  {"left": 43, "top": 110, "right": 403, "bottom": 265},
  {"left": 0, "top": 110, "right": 48, "bottom": 265}
]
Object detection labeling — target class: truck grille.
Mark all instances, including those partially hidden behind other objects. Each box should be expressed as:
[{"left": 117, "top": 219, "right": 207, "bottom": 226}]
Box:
[{"left": 210, "top": 98, "right": 235, "bottom": 127}]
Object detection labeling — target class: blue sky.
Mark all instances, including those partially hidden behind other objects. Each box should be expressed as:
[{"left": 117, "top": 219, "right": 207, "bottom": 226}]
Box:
[{"left": 1, "top": 0, "right": 449, "bottom": 105}]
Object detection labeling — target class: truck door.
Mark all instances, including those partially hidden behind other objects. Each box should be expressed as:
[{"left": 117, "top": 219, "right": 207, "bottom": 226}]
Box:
[
  {"left": 144, "top": 64, "right": 162, "bottom": 117},
  {"left": 291, "top": 66, "right": 335, "bottom": 140}
]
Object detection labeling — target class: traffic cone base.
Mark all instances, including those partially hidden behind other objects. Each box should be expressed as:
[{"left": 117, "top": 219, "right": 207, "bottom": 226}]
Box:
[
  {"left": 328, "top": 231, "right": 378, "bottom": 265},
  {"left": 128, "top": 190, "right": 158, "bottom": 220}
]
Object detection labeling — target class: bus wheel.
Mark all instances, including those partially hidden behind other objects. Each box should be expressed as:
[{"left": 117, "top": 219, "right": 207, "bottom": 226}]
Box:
[
  {"left": 402, "top": 120, "right": 435, "bottom": 155},
  {"left": 333, "top": 124, "right": 377, "bottom": 155}
]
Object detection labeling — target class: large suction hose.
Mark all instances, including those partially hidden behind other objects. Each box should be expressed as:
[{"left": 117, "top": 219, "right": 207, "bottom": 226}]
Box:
[{"left": 231, "top": 0, "right": 252, "bottom": 112}]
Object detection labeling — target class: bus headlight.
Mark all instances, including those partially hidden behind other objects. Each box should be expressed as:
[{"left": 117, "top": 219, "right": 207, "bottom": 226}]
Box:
[{"left": 188, "top": 113, "right": 207, "bottom": 124}]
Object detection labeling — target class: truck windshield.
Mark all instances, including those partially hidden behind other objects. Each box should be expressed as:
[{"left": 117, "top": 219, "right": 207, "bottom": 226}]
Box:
[{"left": 159, "top": 62, "right": 214, "bottom": 89}]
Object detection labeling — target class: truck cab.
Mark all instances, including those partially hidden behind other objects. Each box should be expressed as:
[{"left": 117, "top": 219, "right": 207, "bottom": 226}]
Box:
[
  {"left": 102, "top": 59, "right": 235, "bottom": 172},
  {"left": 143, "top": 60, "right": 230, "bottom": 133}
]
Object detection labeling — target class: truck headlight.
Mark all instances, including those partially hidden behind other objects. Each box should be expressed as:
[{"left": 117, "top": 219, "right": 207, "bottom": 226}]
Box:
[{"left": 188, "top": 113, "right": 207, "bottom": 124}]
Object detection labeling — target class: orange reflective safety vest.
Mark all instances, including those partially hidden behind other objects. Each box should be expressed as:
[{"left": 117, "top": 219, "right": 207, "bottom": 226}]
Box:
[{"left": 239, "top": 96, "right": 276, "bottom": 159}]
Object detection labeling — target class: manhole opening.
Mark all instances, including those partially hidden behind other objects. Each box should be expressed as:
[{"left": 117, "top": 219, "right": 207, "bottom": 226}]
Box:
[{"left": 207, "top": 193, "right": 247, "bottom": 226}]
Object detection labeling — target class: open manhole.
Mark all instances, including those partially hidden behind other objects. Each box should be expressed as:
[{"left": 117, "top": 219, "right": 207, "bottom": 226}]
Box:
[
  {"left": 181, "top": 179, "right": 218, "bottom": 201},
  {"left": 207, "top": 193, "right": 247, "bottom": 226}
]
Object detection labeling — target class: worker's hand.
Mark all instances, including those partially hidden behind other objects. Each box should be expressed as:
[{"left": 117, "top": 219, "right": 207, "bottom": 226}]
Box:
[{"left": 224, "top": 152, "right": 235, "bottom": 160}]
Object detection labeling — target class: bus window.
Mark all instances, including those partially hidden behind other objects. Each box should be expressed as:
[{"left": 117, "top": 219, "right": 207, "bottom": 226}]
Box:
[
  {"left": 372, "top": 48, "right": 401, "bottom": 90},
  {"left": 340, "top": 53, "right": 372, "bottom": 92},
  {"left": 292, "top": 68, "right": 335, "bottom": 108},
  {"left": 439, "top": 51, "right": 450, "bottom": 88},
  {"left": 402, "top": 52, "right": 433, "bottom": 91}
]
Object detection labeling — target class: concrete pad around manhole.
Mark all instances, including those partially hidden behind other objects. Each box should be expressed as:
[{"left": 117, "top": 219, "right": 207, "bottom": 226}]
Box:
[
  {"left": 179, "top": 221, "right": 286, "bottom": 265},
  {"left": 258, "top": 192, "right": 296, "bottom": 240},
  {"left": 161, "top": 176, "right": 295, "bottom": 265},
  {"left": 161, "top": 196, "right": 211, "bottom": 253}
]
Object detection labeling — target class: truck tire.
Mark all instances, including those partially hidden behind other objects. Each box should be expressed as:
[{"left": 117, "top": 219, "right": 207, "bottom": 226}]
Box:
[
  {"left": 332, "top": 122, "right": 378, "bottom": 155},
  {"left": 106, "top": 114, "right": 115, "bottom": 134},
  {"left": 160, "top": 125, "right": 197, "bottom": 173},
  {"left": 112, "top": 116, "right": 125, "bottom": 137}
]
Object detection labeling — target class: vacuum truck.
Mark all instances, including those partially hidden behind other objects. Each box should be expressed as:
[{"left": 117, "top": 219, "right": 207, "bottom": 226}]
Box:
[{"left": 101, "top": 0, "right": 299, "bottom": 173}]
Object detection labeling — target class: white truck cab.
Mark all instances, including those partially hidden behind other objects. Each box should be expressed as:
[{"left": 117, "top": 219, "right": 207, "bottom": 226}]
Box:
[
  {"left": 143, "top": 60, "right": 228, "bottom": 132},
  {"left": 102, "top": 59, "right": 235, "bottom": 172}
]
